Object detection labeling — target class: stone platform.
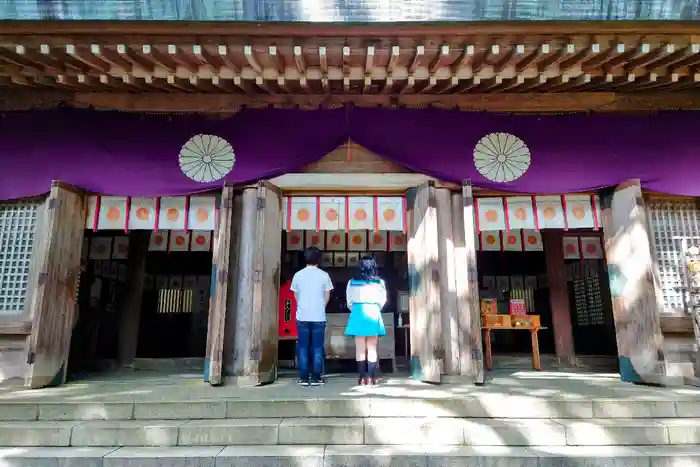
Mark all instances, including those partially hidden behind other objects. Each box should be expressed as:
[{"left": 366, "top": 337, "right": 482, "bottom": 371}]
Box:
[{"left": 0, "top": 369, "right": 699, "bottom": 465}]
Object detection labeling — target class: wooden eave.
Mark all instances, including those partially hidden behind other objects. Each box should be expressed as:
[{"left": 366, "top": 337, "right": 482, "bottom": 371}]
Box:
[{"left": 1, "top": 21, "right": 700, "bottom": 112}]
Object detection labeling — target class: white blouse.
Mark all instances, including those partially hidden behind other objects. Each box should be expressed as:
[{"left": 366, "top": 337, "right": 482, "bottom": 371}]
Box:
[{"left": 346, "top": 279, "right": 387, "bottom": 309}]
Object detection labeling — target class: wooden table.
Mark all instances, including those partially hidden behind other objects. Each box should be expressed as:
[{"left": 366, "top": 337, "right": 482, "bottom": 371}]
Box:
[{"left": 482, "top": 326, "right": 545, "bottom": 371}]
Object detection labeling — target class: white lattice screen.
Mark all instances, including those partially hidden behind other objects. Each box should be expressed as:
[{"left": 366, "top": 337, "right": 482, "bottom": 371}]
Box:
[
  {"left": 648, "top": 197, "right": 700, "bottom": 314},
  {"left": 0, "top": 199, "right": 42, "bottom": 314}
]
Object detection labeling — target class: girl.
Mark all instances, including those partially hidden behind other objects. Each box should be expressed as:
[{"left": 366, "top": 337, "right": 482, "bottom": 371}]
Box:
[{"left": 344, "top": 256, "right": 387, "bottom": 386}]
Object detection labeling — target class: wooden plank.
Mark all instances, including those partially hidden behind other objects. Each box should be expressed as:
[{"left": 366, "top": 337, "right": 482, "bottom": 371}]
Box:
[
  {"left": 435, "top": 187, "right": 459, "bottom": 375},
  {"left": 116, "top": 231, "right": 149, "bottom": 366},
  {"left": 407, "top": 181, "right": 442, "bottom": 383},
  {"left": 0, "top": 321, "right": 31, "bottom": 335},
  {"left": 600, "top": 180, "right": 669, "bottom": 384},
  {"left": 223, "top": 194, "right": 243, "bottom": 377},
  {"left": 543, "top": 230, "right": 576, "bottom": 364},
  {"left": 25, "top": 181, "right": 85, "bottom": 388},
  {"left": 461, "top": 181, "right": 484, "bottom": 384},
  {"left": 205, "top": 185, "right": 235, "bottom": 385}
]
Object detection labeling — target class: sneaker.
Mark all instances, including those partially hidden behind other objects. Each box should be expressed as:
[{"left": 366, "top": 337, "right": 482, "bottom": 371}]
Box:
[
  {"left": 370, "top": 378, "right": 380, "bottom": 386},
  {"left": 358, "top": 377, "right": 369, "bottom": 386},
  {"left": 309, "top": 378, "right": 326, "bottom": 386},
  {"left": 297, "top": 379, "right": 309, "bottom": 387}
]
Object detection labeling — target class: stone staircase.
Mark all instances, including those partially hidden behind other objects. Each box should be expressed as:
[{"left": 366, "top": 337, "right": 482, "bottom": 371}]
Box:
[{"left": 2, "top": 392, "right": 700, "bottom": 466}]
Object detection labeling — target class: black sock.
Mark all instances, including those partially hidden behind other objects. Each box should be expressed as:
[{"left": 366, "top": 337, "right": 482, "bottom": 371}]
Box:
[
  {"left": 357, "top": 360, "right": 367, "bottom": 379},
  {"left": 368, "top": 361, "right": 378, "bottom": 379}
]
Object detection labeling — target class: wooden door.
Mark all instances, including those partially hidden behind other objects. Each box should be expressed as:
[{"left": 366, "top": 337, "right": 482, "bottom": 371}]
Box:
[
  {"left": 205, "top": 184, "right": 238, "bottom": 385},
  {"left": 26, "top": 182, "right": 86, "bottom": 388},
  {"left": 232, "top": 182, "right": 282, "bottom": 385},
  {"left": 407, "top": 181, "right": 442, "bottom": 383}
]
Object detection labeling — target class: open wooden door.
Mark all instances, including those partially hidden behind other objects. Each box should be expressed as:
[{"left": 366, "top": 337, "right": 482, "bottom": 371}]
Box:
[
  {"left": 26, "top": 182, "right": 86, "bottom": 388},
  {"left": 407, "top": 181, "right": 443, "bottom": 383},
  {"left": 231, "top": 182, "right": 282, "bottom": 385}
]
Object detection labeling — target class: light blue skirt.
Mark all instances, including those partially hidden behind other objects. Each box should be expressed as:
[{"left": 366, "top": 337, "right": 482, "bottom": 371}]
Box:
[{"left": 345, "top": 303, "right": 386, "bottom": 337}]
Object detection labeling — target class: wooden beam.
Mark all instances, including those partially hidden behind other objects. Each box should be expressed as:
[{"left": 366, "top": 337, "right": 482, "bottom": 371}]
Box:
[
  {"left": 543, "top": 230, "right": 576, "bottom": 365},
  {"left": 0, "top": 321, "right": 31, "bottom": 335},
  {"left": 117, "top": 231, "right": 149, "bottom": 367},
  {"left": 436, "top": 187, "right": 459, "bottom": 376}
]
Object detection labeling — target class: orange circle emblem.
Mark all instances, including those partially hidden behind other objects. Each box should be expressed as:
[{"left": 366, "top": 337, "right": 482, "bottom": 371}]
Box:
[
  {"left": 106, "top": 207, "right": 121, "bottom": 221},
  {"left": 352, "top": 235, "right": 363, "bottom": 245},
  {"left": 514, "top": 208, "right": 527, "bottom": 221},
  {"left": 373, "top": 233, "right": 384, "bottom": 245},
  {"left": 311, "top": 234, "right": 320, "bottom": 245},
  {"left": 485, "top": 210, "right": 498, "bottom": 223},
  {"left": 565, "top": 244, "right": 577, "bottom": 254},
  {"left": 325, "top": 209, "right": 338, "bottom": 221},
  {"left": 586, "top": 244, "right": 597, "bottom": 254},
  {"left": 571, "top": 206, "right": 586, "bottom": 220},
  {"left": 290, "top": 235, "right": 301, "bottom": 245},
  {"left": 297, "top": 208, "right": 310, "bottom": 222},
  {"left": 507, "top": 235, "right": 517, "bottom": 245},
  {"left": 175, "top": 236, "right": 186, "bottom": 246},
  {"left": 195, "top": 235, "right": 207, "bottom": 245},
  {"left": 154, "top": 235, "right": 164, "bottom": 246},
  {"left": 486, "top": 235, "right": 497, "bottom": 245},
  {"left": 543, "top": 207, "right": 556, "bottom": 220},
  {"left": 383, "top": 209, "right": 396, "bottom": 222},
  {"left": 166, "top": 208, "right": 179, "bottom": 222},
  {"left": 393, "top": 234, "right": 405, "bottom": 245},
  {"left": 331, "top": 234, "right": 342, "bottom": 245},
  {"left": 527, "top": 235, "right": 537, "bottom": 245},
  {"left": 196, "top": 207, "right": 210, "bottom": 222},
  {"left": 135, "top": 207, "right": 150, "bottom": 221},
  {"left": 354, "top": 209, "right": 367, "bottom": 221}
]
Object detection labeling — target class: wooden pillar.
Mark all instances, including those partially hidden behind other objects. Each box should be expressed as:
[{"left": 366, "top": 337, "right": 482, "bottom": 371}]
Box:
[
  {"left": 459, "top": 181, "right": 484, "bottom": 384},
  {"left": 436, "top": 187, "right": 459, "bottom": 375},
  {"left": 230, "top": 182, "right": 282, "bottom": 386},
  {"left": 543, "top": 230, "right": 576, "bottom": 364},
  {"left": 25, "top": 181, "right": 86, "bottom": 388},
  {"left": 117, "top": 231, "right": 150, "bottom": 367},
  {"left": 600, "top": 180, "right": 669, "bottom": 384},
  {"left": 223, "top": 194, "right": 243, "bottom": 377}
]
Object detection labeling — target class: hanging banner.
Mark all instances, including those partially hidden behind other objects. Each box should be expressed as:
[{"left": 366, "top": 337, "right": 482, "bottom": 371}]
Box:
[
  {"left": 348, "top": 197, "right": 374, "bottom": 231},
  {"left": 289, "top": 197, "right": 318, "bottom": 230},
  {"left": 191, "top": 231, "right": 212, "bottom": 251},
  {"left": 89, "top": 237, "right": 112, "bottom": 260},
  {"left": 535, "top": 196, "right": 566, "bottom": 229},
  {"left": 187, "top": 196, "right": 217, "bottom": 231},
  {"left": 305, "top": 231, "right": 326, "bottom": 250},
  {"left": 112, "top": 236, "right": 130, "bottom": 259},
  {"left": 562, "top": 236, "right": 581, "bottom": 259},
  {"left": 169, "top": 230, "right": 191, "bottom": 252},
  {"left": 97, "top": 196, "right": 128, "bottom": 230},
  {"left": 347, "top": 230, "right": 368, "bottom": 251},
  {"left": 502, "top": 231, "right": 523, "bottom": 252},
  {"left": 523, "top": 230, "right": 544, "bottom": 251},
  {"left": 326, "top": 231, "right": 347, "bottom": 251},
  {"left": 481, "top": 231, "right": 502, "bottom": 251},
  {"left": 477, "top": 198, "right": 506, "bottom": 231},
  {"left": 149, "top": 231, "right": 168, "bottom": 251},
  {"left": 158, "top": 197, "right": 187, "bottom": 230},
  {"left": 581, "top": 236, "right": 604, "bottom": 259},
  {"left": 564, "top": 195, "right": 596, "bottom": 229},
  {"left": 286, "top": 231, "right": 304, "bottom": 251},
  {"left": 388, "top": 231, "right": 407, "bottom": 252},
  {"left": 319, "top": 197, "right": 346, "bottom": 230},
  {"left": 129, "top": 197, "right": 158, "bottom": 230},
  {"left": 505, "top": 197, "right": 536, "bottom": 230},
  {"left": 377, "top": 197, "right": 404, "bottom": 231},
  {"left": 369, "top": 231, "right": 388, "bottom": 251}
]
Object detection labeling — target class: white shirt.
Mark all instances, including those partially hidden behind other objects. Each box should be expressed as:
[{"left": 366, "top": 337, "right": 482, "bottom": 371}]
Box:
[
  {"left": 290, "top": 266, "right": 334, "bottom": 322},
  {"left": 346, "top": 279, "right": 387, "bottom": 309}
]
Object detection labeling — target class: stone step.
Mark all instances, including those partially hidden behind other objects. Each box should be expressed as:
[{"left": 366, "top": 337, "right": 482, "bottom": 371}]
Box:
[
  {"left": 3, "top": 417, "right": 700, "bottom": 447},
  {"left": 0, "top": 445, "right": 700, "bottom": 466},
  {"left": 0, "top": 397, "right": 689, "bottom": 421}
]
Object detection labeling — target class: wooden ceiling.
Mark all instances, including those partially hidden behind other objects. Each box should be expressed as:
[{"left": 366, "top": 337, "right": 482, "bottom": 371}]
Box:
[{"left": 1, "top": 21, "right": 700, "bottom": 112}]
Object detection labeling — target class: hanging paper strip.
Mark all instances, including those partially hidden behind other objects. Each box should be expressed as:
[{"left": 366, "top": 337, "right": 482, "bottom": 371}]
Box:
[
  {"left": 190, "top": 231, "right": 212, "bottom": 251},
  {"left": 348, "top": 197, "right": 375, "bottom": 231},
  {"left": 326, "top": 231, "right": 347, "bottom": 251},
  {"left": 318, "top": 197, "right": 346, "bottom": 230},
  {"left": 369, "top": 231, "right": 388, "bottom": 251},
  {"left": 286, "top": 230, "right": 304, "bottom": 251},
  {"left": 377, "top": 197, "right": 404, "bottom": 231},
  {"left": 149, "top": 231, "right": 168, "bottom": 251},
  {"left": 389, "top": 231, "right": 407, "bottom": 252},
  {"left": 481, "top": 231, "right": 502, "bottom": 251},
  {"left": 580, "top": 236, "right": 604, "bottom": 259},
  {"left": 305, "top": 231, "right": 326, "bottom": 250},
  {"left": 564, "top": 195, "right": 595, "bottom": 229},
  {"left": 502, "top": 230, "right": 523, "bottom": 252},
  {"left": 535, "top": 196, "right": 566, "bottom": 229},
  {"left": 477, "top": 198, "right": 507, "bottom": 231},
  {"left": 158, "top": 197, "right": 187, "bottom": 230},
  {"left": 523, "top": 230, "right": 543, "bottom": 251},
  {"left": 85, "top": 196, "right": 98, "bottom": 229},
  {"left": 347, "top": 230, "right": 368, "bottom": 251},
  {"left": 97, "top": 196, "right": 128, "bottom": 230},
  {"left": 169, "top": 230, "right": 191, "bottom": 252},
  {"left": 128, "top": 197, "right": 158, "bottom": 230},
  {"left": 562, "top": 236, "right": 581, "bottom": 259},
  {"left": 289, "top": 197, "right": 318, "bottom": 230},
  {"left": 187, "top": 196, "right": 217, "bottom": 231},
  {"left": 505, "top": 197, "right": 536, "bottom": 230}
]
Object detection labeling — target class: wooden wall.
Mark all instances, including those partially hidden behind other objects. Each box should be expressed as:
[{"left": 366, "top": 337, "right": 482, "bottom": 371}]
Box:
[{"left": 303, "top": 141, "right": 410, "bottom": 174}]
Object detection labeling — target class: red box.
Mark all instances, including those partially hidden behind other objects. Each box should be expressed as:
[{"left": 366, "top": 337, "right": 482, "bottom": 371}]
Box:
[{"left": 278, "top": 280, "right": 297, "bottom": 338}]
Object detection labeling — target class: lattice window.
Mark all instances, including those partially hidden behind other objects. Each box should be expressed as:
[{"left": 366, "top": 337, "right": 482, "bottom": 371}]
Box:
[
  {"left": 0, "top": 199, "right": 42, "bottom": 314},
  {"left": 648, "top": 197, "right": 700, "bottom": 314}
]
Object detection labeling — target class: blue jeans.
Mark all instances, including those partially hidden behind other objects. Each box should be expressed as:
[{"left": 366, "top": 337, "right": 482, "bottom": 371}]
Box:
[{"left": 297, "top": 321, "right": 325, "bottom": 381}]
